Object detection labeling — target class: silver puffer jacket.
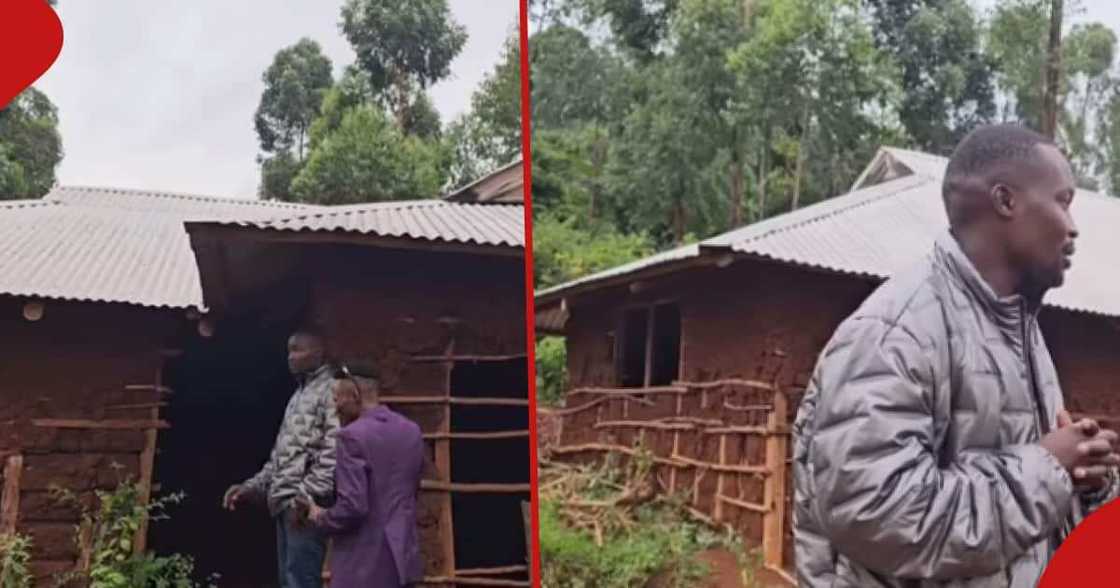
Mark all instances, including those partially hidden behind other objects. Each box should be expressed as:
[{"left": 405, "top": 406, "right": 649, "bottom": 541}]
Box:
[{"left": 792, "top": 232, "right": 1118, "bottom": 587}]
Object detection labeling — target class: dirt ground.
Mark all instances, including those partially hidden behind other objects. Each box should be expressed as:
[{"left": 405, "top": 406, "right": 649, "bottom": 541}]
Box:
[{"left": 644, "top": 549, "right": 791, "bottom": 588}]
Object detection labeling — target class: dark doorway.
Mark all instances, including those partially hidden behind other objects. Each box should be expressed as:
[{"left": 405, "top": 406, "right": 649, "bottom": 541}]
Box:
[
  {"left": 649, "top": 303, "right": 681, "bottom": 386},
  {"left": 150, "top": 316, "right": 297, "bottom": 587},
  {"left": 449, "top": 358, "right": 530, "bottom": 582},
  {"left": 618, "top": 308, "right": 650, "bottom": 387}
]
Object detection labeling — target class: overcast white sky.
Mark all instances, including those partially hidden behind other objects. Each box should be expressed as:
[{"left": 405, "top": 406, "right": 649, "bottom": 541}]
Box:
[{"left": 35, "top": 1, "right": 518, "bottom": 198}]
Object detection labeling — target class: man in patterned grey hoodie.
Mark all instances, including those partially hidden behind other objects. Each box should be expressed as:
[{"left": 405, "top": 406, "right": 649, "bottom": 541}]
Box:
[{"left": 223, "top": 329, "right": 340, "bottom": 588}]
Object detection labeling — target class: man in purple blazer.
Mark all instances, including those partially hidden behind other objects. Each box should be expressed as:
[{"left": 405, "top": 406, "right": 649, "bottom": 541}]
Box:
[{"left": 302, "top": 362, "right": 424, "bottom": 587}]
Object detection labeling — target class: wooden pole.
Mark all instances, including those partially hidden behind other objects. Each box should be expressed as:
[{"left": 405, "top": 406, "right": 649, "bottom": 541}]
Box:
[
  {"left": 762, "top": 389, "right": 789, "bottom": 572},
  {"left": 437, "top": 341, "right": 456, "bottom": 581},
  {"left": 134, "top": 369, "right": 164, "bottom": 555},
  {"left": 0, "top": 455, "right": 22, "bottom": 535},
  {"left": 714, "top": 434, "right": 727, "bottom": 522}
]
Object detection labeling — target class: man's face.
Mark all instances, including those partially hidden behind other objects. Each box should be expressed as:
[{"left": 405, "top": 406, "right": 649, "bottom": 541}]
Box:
[
  {"left": 1006, "top": 145, "right": 1078, "bottom": 292},
  {"left": 332, "top": 379, "right": 362, "bottom": 425},
  {"left": 287, "top": 334, "right": 324, "bottom": 375}
]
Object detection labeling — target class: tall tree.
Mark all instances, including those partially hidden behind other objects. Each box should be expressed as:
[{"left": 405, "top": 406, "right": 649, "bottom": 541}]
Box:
[
  {"left": 572, "top": 0, "right": 680, "bottom": 61},
  {"left": 447, "top": 33, "right": 523, "bottom": 187},
  {"left": 866, "top": 0, "right": 997, "bottom": 153},
  {"left": 0, "top": 88, "right": 63, "bottom": 199},
  {"left": 1042, "top": 0, "right": 1064, "bottom": 139},
  {"left": 290, "top": 105, "right": 445, "bottom": 204},
  {"left": 340, "top": 0, "right": 467, "bottom": 131},
  {"left": 254, "top": 38, "right": 334, "bottom": 162},
  {"left": 729, "top": 0, "right": 898, "bottom": 217}
]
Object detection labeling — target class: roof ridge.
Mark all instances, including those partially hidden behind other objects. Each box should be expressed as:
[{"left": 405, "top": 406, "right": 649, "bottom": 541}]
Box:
[
  {"left": 264, "top": 198, "right": 465, "bottom": 226},
  {"left": 54, "top": 185, "right": 318, "bottom": 209},
  {"left": 706, "top": 174, "right": 933, "bottom": 249},
  {"left": 0, "top": 199, "right": 57, "bottom": 210}
]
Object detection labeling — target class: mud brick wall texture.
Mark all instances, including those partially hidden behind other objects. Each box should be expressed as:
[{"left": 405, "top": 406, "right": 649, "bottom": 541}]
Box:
[
  {"left": 303, "top": 247, "right": 529, "bottom": 584},
  {"left": 556, "top": 257, "right": 1120, "bottom": 573},
  {"left": 0, "top": 297, "right": 178, "bottom": 582}
]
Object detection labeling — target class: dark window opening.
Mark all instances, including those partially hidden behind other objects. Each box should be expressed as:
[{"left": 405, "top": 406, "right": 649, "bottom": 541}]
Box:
[
  {"left": 618, "top": 308, "right": 650, "bottom": 387},
  {"left": 649, "top": 303, "right": 681, "bottom": 386},
  {"left": 616, "top": 303, "right": 680, "bottom": 388},
  {"left": 449, "top": 358, "right": 529, "bottom": 580}
]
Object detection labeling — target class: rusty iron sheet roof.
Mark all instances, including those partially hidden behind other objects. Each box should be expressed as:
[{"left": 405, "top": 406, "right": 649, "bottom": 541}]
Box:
[
  {"left": 0, "top": 183, "right": 523, "bottom": 310},
  {"left": 204, "top": 200, "right": 526, "bottom": 249},
  {"left": 537, "top": 147, "right": 1120, "bottom": 329}
]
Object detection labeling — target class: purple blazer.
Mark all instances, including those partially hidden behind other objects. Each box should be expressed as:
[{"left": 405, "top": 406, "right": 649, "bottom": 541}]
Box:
[{"left": 317, "top": 405, "right": 424, "bottom": 587}]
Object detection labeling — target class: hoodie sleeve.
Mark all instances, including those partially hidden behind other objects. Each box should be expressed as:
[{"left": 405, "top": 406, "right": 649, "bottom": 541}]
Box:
[{"left": 807, "top": 315, "right": 1074, "bottom": 580}]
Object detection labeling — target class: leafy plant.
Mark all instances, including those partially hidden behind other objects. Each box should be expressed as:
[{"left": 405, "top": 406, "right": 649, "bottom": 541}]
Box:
[
  {"left": 0, "top": 534, "right": 33, "bottom": 588},
  {"left": 51, "top": 470, "right": 216, "bottom": 588}
]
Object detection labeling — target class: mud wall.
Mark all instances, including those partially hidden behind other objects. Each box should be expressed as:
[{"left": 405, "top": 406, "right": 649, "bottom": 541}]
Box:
[
  {"left": 0, "top": 296, "right": 180, "bottom": 582},
  {"left": 301, "top": 245, "right": 529, "bottom": 583},
  {"left": 560, "top": 257, "right": 1120, "bottom": 570}
]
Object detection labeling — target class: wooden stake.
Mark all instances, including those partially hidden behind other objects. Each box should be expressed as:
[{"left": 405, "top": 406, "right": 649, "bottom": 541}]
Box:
[
  {"left": 717, "top": 494, "right": 768, "bottom": 514},
  {"left": 714, "top": 435, "right": 727, "bottom": 522},
  {"left": 436, "top": 342, "right": 456, "bottom": 581},
  {"left": 134, "top": 373, "right": 163, "bottom": 554},
  {"left": 421, "top": 481, "right": 532, "bottom": 493},
  {"left": 0, "top": 455, "right": 22, "bottom": 535},
  {"left": 31, "top": 419, "right": 170, "bottom": 430},
  {"left": 762, "top": 389, "right": 789, "bottom": 572},
  {"left": 423, "top": 430, "right": 530, "bottom": 440},
  {"left": 423, "top": 576, "right": 529, "bottom": 587},
  {"left": 77, "top": 518, "right": 93, "bottom": 574},
  {"left": 380, "top": 396, "right": 529, "bottom": 407},
  {"left": 552, "top": 443, "right": 768, "bottom": 476},
  {"left": 458, "top": 565, "right": 530, "bottom": 576}
]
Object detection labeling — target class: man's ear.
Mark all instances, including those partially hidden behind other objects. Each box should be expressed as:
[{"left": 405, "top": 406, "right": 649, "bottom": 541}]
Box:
[{"left": 991, "top": 184, "right": 1015, "bottom": 219}]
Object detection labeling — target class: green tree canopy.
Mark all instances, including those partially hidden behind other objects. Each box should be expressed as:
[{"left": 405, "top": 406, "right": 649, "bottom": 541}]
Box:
[
  {"left": 290, "top": 105, "right": 445, "bottom": 204},
  {"left": 0, "top": 88, "right": 63, "bottom": 199}
]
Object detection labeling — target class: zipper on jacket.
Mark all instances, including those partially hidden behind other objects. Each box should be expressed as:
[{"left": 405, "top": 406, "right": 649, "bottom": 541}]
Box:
[{"left": 1022, "top": 304, "right": 1049, "bottom": 436}]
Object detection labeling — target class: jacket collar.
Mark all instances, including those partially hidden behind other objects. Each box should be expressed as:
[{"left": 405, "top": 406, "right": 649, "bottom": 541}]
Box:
[
  {"left": 296, "top": 363, "right": 332, "bottom": 387},
  {"left": 934, "top": 231, "right": 1038, "bottom": 351}
]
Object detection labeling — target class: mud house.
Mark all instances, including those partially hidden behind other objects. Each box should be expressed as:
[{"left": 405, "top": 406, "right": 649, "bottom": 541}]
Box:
[
  {"left": 0, "top": 161, "right": 530, "bottom": 587},
  {"left": 534, "top": 148, "right": 1120, "bottom": 581}
]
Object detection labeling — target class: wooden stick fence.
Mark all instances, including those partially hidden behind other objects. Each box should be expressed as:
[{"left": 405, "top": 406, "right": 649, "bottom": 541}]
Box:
[{"left": 553, "top": 378, "right": 792, "bottom": 583}]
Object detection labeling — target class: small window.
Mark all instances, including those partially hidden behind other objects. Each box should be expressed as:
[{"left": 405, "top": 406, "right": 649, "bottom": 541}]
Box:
[{"left": 615, "top": 303, "right": 680, "bottom": 388}]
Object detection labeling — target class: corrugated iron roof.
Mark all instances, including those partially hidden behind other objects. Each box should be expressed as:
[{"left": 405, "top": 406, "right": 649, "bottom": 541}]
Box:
[
  {"left": 0, "top": 187, "right": 323, "bottom": 309},
  {"left": 537, "top": 147, "right": 1120, "bottom": 325},
  {"left": 202, "top": 200, "right": 526, "bottom": 248},
  {"left": 0, "top": 179, "right": 524, "bottom": 310},
  {"left": 445, "top": 159, "right": 524, "bottom": 204}
]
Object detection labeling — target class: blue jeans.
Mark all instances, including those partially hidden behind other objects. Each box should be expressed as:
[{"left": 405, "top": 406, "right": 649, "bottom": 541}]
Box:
[{"left": 275, "top": 510, "right": 327, "bottom": 588}]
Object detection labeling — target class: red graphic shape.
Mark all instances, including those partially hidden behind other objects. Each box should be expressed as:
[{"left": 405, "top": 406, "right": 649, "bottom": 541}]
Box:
[
  {"left": 0, "top": 0, "right": 63, "bottom": 109},
  {"left": 1039, "top": 497, "right": 1120, "bottom": 585}
]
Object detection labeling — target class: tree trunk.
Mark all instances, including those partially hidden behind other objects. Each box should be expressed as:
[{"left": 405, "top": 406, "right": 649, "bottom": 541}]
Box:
[
  {"left": 1042, "top": 0, "right": 1063, "bottom": 140},
  {"left": 791, "top": 106, "right": 811, "bottom": 211},
  {"left": 757, "top": 141, "right": 769, "bottom": 221},
  {"left": 590, "top": 127, "right": 607, "bottom": 221},
  {"left": 730, "top": 140, "right": 744, "bottom": 228}
]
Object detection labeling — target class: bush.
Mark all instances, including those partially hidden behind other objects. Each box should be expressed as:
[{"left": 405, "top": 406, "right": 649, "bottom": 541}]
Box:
[
  {"left": 0, "top": 534, "right": 33, "bottom": 588},
  {"left": 52, "top": 472, "right": 216, "bottom": 588},
  {"left": 536, "top": 336, "right": 568, "bottom": 407},
  {"left": 539, "top": 453, "right": 736, "bottom": 587}
]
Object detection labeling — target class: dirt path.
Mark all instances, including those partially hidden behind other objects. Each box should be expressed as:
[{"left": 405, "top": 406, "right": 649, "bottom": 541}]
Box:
[{"left": 644, "top": 549, "right": 792, "bottom": 588}]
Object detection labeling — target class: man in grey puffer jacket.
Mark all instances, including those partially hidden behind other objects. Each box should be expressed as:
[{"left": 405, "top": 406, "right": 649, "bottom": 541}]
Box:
[
  {"left": 222, "top": 328, "right": 340, "bottom": 588},
  {"left": 793, "top": 124, "right": 1120, "bottom": 587}
]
